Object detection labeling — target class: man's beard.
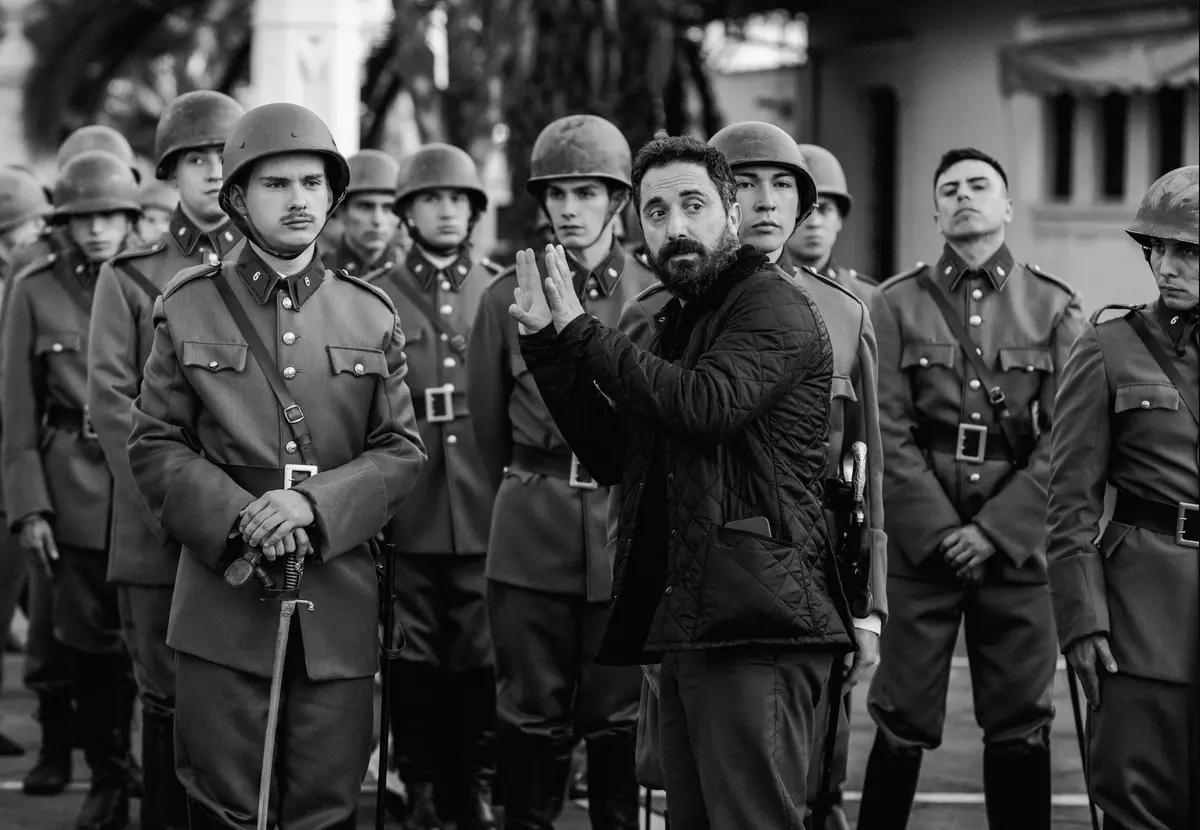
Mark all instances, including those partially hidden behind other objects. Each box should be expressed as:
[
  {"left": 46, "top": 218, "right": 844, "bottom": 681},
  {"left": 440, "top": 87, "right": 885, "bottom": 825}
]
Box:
[{"left": 649, "top": 228, "right": 742, "bottom": 302}]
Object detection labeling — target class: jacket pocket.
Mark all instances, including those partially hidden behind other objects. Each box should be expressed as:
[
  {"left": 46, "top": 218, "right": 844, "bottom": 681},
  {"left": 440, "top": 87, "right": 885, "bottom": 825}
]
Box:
[
  {"left": 34, "top": 331, "right": 83, "bottom": 356},
  {"left": 327, "top": 346, "right": 388, "bottom": 377},
  {"left": 831, "top": 374, "right": 856, "bottom": 402},
  {"left": 1113, "top": 382, "right": 1179, "bottom": 414},
  {"left": 900, "top": 342, "right": 956, "bottom": 371},
  {"left": 998, "top": 346, "right": 1053, "bottom": 374},
  {"left": 181, "top": 341, "right": 248, "bottom": 373},
  {"left": 1096, "top": 521, "right": 1133, "bottom": 560}
]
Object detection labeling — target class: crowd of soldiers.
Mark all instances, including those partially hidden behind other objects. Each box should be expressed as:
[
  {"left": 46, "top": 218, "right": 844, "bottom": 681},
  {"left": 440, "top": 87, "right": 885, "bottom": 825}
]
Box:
[{"left": 0, "top": 82, "right": 1193, "bottom": 830}]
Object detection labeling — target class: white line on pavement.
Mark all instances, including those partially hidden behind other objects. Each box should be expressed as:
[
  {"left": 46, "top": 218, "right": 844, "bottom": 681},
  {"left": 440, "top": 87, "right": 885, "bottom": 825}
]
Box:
[{"left": 950, "top": 656, "right": 1067, "bottom": 670}]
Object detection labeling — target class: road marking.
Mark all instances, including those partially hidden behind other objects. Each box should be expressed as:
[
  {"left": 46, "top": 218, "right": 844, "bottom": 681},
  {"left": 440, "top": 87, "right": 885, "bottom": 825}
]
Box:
[{"left": 950, "top": 656, "right": 1067, "bottom": 670}]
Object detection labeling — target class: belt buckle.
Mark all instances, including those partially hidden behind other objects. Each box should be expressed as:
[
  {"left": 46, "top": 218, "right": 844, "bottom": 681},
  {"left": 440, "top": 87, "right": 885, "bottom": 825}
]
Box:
[
  {"left": 1176, "top": 502, "right": 1199, "bottom": 548},
  {"left": 955, "top": 423, "right": 988, "bottom": 464},
  {"left": 284, "top": 463, "right": 319, "bottom": 490},
  {"left": 81, "top": 406, "right": 99, "bottom": 441},
  {"left": 283, "top": 404, "right": 305, "bottom": 425},
  {"left": 569, "top": 454, "right": 598, "bottom": 490},
  {"left": 424, "top": 385, "right": 456, "bottom": 423}
]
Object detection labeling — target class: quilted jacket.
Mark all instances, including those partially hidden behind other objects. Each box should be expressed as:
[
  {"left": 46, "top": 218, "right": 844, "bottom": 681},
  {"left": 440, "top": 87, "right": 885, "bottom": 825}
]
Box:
[{"left": 520, "top": 247, "right": 854, "bottom": 666}]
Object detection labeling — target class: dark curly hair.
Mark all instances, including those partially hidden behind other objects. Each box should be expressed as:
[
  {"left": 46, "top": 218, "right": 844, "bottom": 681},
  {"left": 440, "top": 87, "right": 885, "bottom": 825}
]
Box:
[
  {"left": 934, "top": 147, "right": 1009, "bottom": 192},
  {"left": 631, "top": 135, "right": 737, "bottom": 216}
]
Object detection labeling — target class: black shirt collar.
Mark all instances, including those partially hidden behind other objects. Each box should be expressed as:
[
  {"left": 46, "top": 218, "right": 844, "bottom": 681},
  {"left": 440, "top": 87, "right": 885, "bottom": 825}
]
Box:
[
  {"left": 169, "top": 206, "right": 240, "bottom": 259},
  {"left": 338, "top": 235, "right": 399, "bottom": 277},
  {"left": 1156, "top": 298, "right": 1199, "bottom": 353},
  {"left": 407, "top": 247, "right": 473, "bottom": 292},
  {"left": 937, "top": 243, "right": 1015, "bottom": 291},
  {"left": 235, "top": 245, "right": 325, "bottom": 309}
]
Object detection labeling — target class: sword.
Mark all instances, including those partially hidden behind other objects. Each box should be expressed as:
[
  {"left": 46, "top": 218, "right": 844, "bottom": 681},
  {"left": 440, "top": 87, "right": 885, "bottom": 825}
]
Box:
[
  {"left": 375, "top": 543, "right": 399, "bottom": 830},
  {"left": 1065, "top": 663, "right": 1101, "bottom": 830},
  {"left": 256, "top": 552, "right": 313, "bottom": 830}
]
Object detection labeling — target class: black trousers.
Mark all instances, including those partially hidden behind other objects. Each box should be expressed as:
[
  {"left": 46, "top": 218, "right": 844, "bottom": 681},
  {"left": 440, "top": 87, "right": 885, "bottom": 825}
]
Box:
[{"left": 117, "top": 584, "right": 176, "bottom": 709}]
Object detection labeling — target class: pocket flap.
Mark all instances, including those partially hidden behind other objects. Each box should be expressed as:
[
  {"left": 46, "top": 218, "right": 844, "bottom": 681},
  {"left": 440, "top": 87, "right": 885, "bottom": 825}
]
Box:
[
  {"left": 831, "top": 374, "right": 857, "bottom": 402},
  {"left": 901, "top": 342, "right": 956, "bottom": 370},
  {"left": 1114, "top": 382, "right": 1179, "bottom": 414},
  {"left": 181, "top": 341, "right": 248, "bottom": 373},
  {"left": 327, "top": 345, "right": 388, "bottom": 377},
  {"left": 34, "top": 332, "right": 82, "bottom": 355},
  {"left": 998, "top": 347, "right": 1053, "bottom": 373},
  {"left": 1096, "top": 521, "right": 1133, "bottom": 559}
]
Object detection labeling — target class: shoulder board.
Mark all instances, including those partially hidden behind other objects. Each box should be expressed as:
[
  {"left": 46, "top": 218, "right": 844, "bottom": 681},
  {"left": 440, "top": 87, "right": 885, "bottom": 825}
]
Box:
[
  {"left": 804, "top": 265, "right": 866, "bottom": 306},
  {"left": 483, "top": 264, "right": 517, "bottom": 294},
  {"left": 11, "top": 252, "right": 58, "bottom": 284},
  {"left": 332, "top": 269, "right": 397, "bottom": 311},
  {"left": 479, "top": 257, "right": 504, "bottom": 276},
  {"left": 1025, "top": 262, "right": 1076, "bottom": 294},
  {"left": 634, "top": 281, "right": 668, "bottom": 303},
  {"left": 1089, "top": 303, "right": 1144, "bottom": 326},
  {"left": 878, "top": 262, "right": 928, "bottom": 291},
  {"left": 161, "top": 263, "right": 221, "bottom": 300},
  {"left": 110, "top": 239, "right": 167, "bottom": 264}
]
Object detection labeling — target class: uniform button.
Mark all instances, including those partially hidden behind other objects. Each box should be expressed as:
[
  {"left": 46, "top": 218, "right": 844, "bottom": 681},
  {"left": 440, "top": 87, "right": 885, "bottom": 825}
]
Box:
[
  {"left": 667, "top": 473, "right": 675, "bottom": 484},
  {"left": 441, "top": 280, "right": 452, "bottom": 291},
  {"left": 353, "top": 363, "right": 366, "bottom": 376},
  {"left": 944, "top": 265, "right": 953, "bottom": 275},
  {"left": 969, "top": 473, "right": 981, "bottom": 483},
  {"left": 384, "top": 261, "right": 394, "bottom": 270},
  {"left": 607, "top": 268, "right": 618, "bottom": 278},
  {"left": 52, "top": 342, "right": 64, "bottom": 353},
  {"left": 283, "top": 366, "right": 296, "bottom": 380},
  {"left": 996, "top": 265, "right": 1006, "bottom": 277},
  {"left": 588, "top": 289, "right": 600, "bottom": 300},
  {"left": 208, "top": 253, "right": 219, "bottom": 266},
  {"left": 970, "top": 412, "right": 982, "bottom": 422},
  {"left": 208, "top": 360, "right": 219, "bottom": 370},
  {"left": 664, "top": 586, "right": 673, "bottom": 595},
  {"left": 969, "top": 379, "right": 981, "bottom": 390},
  {"left": 670, "top": 530, "right": 678, "bottom": 539},
  {"left": 440, "top": 304, "right": 453, "bottom": 316},
  {"left": 443, "top": 357, "right": 457, "bottom": 368},
  {"left": 282, "top": 297, "right": 294, "bottom": 310},
  {"left": 224, "top": 231, "right": 234, "bottom": 242},
  {"left": 282, "top": 332, "right": 297, "bottom": 346},
  {"left": 440, "top": 333, "right": 449, "bottom": 342},
  {"left": 457, "top": 265, "right": 468, "bottom": 275},
  {"left": 446, "top": 434, "right": 458, "bottom": 445},
  {"left": 1024, "top": 364, "right": 1034, "bottom": 373},
  {"left": 968, "top": 315, "right": 982, "bottom": 326},
  {"left": 971, "top": 288, "right": 984, "bottom": 300},
  {"left": 285, "top": 441, "right": 298, "bottom": 454},
  {"left": 1140, "top": 400, "right": 1150, "bottom": 409},
  {"left": 918, "top": 357, "right": 930, "bottom": 367}
]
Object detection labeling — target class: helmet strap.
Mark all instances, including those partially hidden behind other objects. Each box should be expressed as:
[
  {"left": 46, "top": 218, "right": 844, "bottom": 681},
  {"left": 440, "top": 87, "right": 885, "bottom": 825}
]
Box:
[
  {"left": 538, "top": 188, "right": 628, "bottom": 253},
  {"left": 228, "top": 182, "right": 327, "bottom": 261}
]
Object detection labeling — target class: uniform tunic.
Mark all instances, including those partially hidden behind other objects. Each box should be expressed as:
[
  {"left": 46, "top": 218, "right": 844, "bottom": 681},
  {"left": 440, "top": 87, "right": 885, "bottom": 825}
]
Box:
[
  {"left": 866, "top": 244, "right": 1084, "bottom": 753},
  {"left": 1046, "top": 300, "right": 1199, "bottom": 829}
]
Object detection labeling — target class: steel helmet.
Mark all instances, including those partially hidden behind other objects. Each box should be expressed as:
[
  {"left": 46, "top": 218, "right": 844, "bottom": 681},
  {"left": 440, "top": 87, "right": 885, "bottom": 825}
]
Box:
[
  {"left": 52, "top": 150, "right": 141, "bottom": 219},
  {"left": 798, "top": 143, "right": 852, "bottom": 217},
  {"left": 56, "top": 125, "right": 141, "bottom": 183},
  {"left": 709, "top": 122, "right": 818, "bottom": 223},
  {"left": 394, "top": 143, "right": 487, "bottom": 213},
  {"left": 1126, "top": 165, "right": 1198, "bottom": 247},
  {"left": 526, "top": 115, "right": 632, "bottom": 194},
  {"left": 346, "top": 149, "right": 401, "bottom": 198},
  {"left": 0, "top": 167, "right": 52, "bottom": 231},
  {"left": 154, "top": 90, "right": 245, "bottom": 180},
  {"left": 139, "top": 179, "right": 179, "bottom": 214}
]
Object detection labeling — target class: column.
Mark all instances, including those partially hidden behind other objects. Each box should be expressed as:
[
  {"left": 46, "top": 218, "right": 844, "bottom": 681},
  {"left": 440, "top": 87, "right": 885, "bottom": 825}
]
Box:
[
  {"left": 249, "top": 0, "right": 364, "bottom": 155},
  {"left": 1070, "top": 95, "right": 1099, "bottom": 205},
  {"left": 1184, "top": 86, "right": 1199, "bottom": 167},
  {"left": 0, "top": 0, "right": 36, "bottom": 167},
  {"left": 1124, "top": 93, "right": 1151, "bottom": 203}
]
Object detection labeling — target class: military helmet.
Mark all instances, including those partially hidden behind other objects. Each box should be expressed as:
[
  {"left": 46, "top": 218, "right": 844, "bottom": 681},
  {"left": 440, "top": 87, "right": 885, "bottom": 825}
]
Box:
[
  {"left": 526, "top": 115, "right": 632, "bottom": 194},
  {"left": 1125, "top": 165, "right": 1198, "bottom": 248},
  {"left": 0, "top": 167, "right": 52, "bottom": 231},
  {"left": 218, "top": 103, "right": 351, "bottom": 219},
  {"left": 709, "top": 122, "right": 818, "bottom": 221},
  {"left": 394, "top": 143, "right": 488, "bottom": 213},
  {"left": 346, "top": 149, "right": 401, "bottom": 197},
  {"left": 798, "top": 144, "right": 852, "bottom": 217},
  {"left": 56, "top": 125, "right": 141, "bottom": 183},
  {"left": 154, "top": 90, "right": 245, "bottom": 180},
  {"left": 139, "top": 179, "right": 180, "bottom": 214},
  {"left": 52, "top": 150, "right": 141, "bottom": 219}
]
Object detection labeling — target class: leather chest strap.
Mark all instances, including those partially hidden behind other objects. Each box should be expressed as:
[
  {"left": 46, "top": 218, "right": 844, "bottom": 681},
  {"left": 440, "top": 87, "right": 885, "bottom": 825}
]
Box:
[
  {"left": 375, "top": 267, "right": 468, "bottom": 360},
  {"left": 1125, "top": 313, "right": 1199, "bottom": 426}
]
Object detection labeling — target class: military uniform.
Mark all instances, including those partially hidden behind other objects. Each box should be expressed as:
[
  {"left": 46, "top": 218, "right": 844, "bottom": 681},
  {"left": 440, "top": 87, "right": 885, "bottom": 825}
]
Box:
[{"left": 859, "top": 244, "right": 1085, "bottom": 827}]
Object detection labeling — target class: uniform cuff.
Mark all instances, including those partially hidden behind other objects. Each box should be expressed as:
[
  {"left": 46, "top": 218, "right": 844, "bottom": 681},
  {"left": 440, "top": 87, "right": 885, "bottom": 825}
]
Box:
[{"left": 853, "top": 614, "right": 883, "bottom": 636}]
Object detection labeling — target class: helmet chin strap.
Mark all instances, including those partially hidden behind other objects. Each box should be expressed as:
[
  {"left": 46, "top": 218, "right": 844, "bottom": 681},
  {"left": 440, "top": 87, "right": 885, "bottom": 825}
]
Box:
[
  {"left": 540, "top": 190, "right": 627, "bottom": 254},
  {"left": 228, "top": 183, "right": 332, "bottom": 261},
  {"left": 406, "top": 221, "right": 462, "bottom": 258}
]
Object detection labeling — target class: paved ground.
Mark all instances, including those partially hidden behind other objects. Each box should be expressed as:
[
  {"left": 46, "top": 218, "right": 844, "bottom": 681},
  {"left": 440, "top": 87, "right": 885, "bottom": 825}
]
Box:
[{"left": 0, "top": 639, "right": 1097, "bottom": 829}]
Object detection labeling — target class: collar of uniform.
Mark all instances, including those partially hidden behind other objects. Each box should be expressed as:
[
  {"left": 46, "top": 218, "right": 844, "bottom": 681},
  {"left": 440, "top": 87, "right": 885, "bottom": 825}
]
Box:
[
  {"left": 774, "top": 247, "right": 797, "bottom": 275},
  {"left": 65, "top": 242, "right": 101, "bottom": 285},
  {"left": 169, "top": 207, "right": 241, "bottom": 260},
  {"left": 822, "top": 255, "right": 840, "bottom": 281},
  {"left": 568, "top": 239, "right": 625, "bottom": 299},
  {"left": 408, "top": 247, "right": 472, "bottom": 292},
  {"left": 336, "top": 235, "right": 391, "bottom": 276},
  {"left": 235, "top": 245, "right": 326, "bottom": 308},
  {"left": 937, "top": 243, "right": 1015, "bottom": 291},
  {"left": 1155, "top": 297, "right": 1199, "bottom": 351}
]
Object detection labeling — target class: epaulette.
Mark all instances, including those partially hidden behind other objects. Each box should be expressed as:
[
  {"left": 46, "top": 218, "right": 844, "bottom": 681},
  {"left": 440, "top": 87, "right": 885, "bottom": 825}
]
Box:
[
  {"left": 482, "top": 263, "right": 517, "bottom": 295},
  {"left": 110, "top": 239, "right": 167, "bottom": 264},
  {"left": 804, "top": 265, "right": 867, "bottom": 308},
  {"left": 1025, "top": 262, "right": 1077, "bottom": 295},
  {"left": 332, "top": 268, "right": 398, "bottom": 312},
  {"left": 877, "top": 261, "right": 928, "bottom": 291},
  {"left": 634, "top": 282, "right": 668, "bottom": 303},
  {"left": 1089, "top": 303, "right": 1144, "bottom": 327},
  {"left": 161, "top": 263, "right": 221, "bottom": 300},
  {"left": 11, "top": 252, "right": 58, "bottom": 284},
  {"left": 479, "top": 256, "right": 504, "bottom": 276}
]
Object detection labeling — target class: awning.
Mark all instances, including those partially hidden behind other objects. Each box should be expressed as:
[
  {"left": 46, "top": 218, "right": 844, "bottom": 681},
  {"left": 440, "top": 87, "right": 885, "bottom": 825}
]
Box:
[{"left": 999, "top": 27, "right": 1199, "bottom": 97}]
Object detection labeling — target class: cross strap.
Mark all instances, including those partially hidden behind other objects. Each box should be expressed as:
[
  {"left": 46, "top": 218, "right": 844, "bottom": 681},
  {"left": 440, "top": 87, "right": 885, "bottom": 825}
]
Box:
[
  {"left": 1125, "top": 311, "right": 1199, "bottom": 426},
  {"left": 372, "top": 266, "right": 468, "bottom": 359},
  {"left": 119, "top": 261, "right": 161, "bottom": 303}
]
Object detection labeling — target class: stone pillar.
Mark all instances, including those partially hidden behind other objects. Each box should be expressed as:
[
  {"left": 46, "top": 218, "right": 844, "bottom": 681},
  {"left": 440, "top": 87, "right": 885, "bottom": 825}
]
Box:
[
  {"left": 249, "top": 0, "right": 364, "bottom": 155},
  {"left": 1124, "top": 93, "right": 1151, "bottom": 203},
  {"left": 1070, "top": 96, "right": 1099, "bottom": 205},
  {"left": 0, "top": 0, "right": 36, "bottom": 167},
  {"left": 1184, "top": 86, "right": 1199, "bottom": 167}
]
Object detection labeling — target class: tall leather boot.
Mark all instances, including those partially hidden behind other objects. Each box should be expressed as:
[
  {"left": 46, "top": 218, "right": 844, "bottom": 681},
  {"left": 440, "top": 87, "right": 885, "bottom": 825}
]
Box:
[
  {"left": 855, "top": 733, "right": 923, "bottom": 830},
  {"left": 390, "top": 661, "right": 443, "bottom": 829},
  {"left": 585, "top": 730, "right": 639, "bottom": 830},
  {"left": 500, "top": 727, "right": 574, "bottom": 830},
  {"left": 141, "top": 700, "right": 188, "bottom": 830},
  {"left": 22, "top": 690, "right": 73, "bottom": 795},
  {"left": 983, "top": 745, "right": 1050, "bottom": 830},
  {"left": 72, "top": 651, "right": 132, "bottom": 830},
  {"left": 454, "top": 667, "right": 497, "bottom": 830}
]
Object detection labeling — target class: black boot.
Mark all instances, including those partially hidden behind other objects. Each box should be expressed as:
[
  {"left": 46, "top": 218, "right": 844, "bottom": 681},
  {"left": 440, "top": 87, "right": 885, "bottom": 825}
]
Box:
[
  {"left": 454, "top": 667, "right": 497, "bottom": 830},
  {"left": 500, "top": 728, "right": 574, "bottom": 830},
  {"left": 140, "top": 701, "right": 189, "bottom": 830},
  {"left": 390, "top": 661, "right": 443, "bottom": 829},
  {"left": 855, "top": 733, "right": 923, "bottom": 830},
  {"left": 983, "top": 745, "right": 1051, "bottom": 830},
  {"left": 585, "top": 730, "right": 639, "bottom": 830},
  {"left": 22, "top": 690, "right": 73, "bottom": 795},
  {"left": 72, "top": 651, "right": 133, "bottom": 830}
]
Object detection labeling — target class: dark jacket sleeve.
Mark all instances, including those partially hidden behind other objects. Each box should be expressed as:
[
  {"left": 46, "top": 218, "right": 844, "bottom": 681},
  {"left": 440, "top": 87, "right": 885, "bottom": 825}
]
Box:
[
  {"left": 1, "top": 279, "right": 52, "bottom": 529},
  {"left": 973, "top": 293, "right": 1085, "bottom": 567},
  {"left": 851, "top": 309, "right": 888, "bottom": 622},
  {"left": 466, "top": 288, "right": 513, "bottom": 492}
]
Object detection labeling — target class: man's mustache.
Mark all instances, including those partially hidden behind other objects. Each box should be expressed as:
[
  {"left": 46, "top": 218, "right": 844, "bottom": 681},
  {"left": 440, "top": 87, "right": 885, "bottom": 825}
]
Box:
[{"left": 652, "top": 237, "right": 710, "bottom": 266}]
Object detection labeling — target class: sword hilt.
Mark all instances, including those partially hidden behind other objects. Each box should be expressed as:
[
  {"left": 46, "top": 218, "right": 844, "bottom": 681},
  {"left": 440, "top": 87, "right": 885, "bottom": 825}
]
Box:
[
  {"left": 850, "top": 441, "right": 868, "bottom": 506},
  {"left": 224, "top": 547, "right": 276, "bottom": 591},
  {"left": 283, "top": 550, "right": 304, "bottom": 592}
]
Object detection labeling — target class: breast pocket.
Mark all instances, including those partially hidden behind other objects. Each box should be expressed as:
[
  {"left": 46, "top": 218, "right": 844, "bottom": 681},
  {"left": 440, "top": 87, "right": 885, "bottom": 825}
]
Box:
[
  {"left": 901, "top": 343, "right": 956, "bottom": 373},
  {"left": 1114, "top": 382, "right": 1180, "bottom": 415},
  {"left": 34, "top": 332, "right": 83, "bottom": 359},
  {"left": 997, "top": 347, "right": 1053, "bottom": 376},
  {"left": 327, "top": 345, "right": 389, "bottom": 380},
  {"left": 181, "top": 341, "right": 249, "bottom": 375},
  {"left": 831, "top": 374, "right": 857, "bottom": 403}
]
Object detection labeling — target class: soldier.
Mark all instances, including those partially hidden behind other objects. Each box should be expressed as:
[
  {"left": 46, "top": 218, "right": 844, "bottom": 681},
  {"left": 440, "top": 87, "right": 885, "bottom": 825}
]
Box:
[
  {"left": 706, "top": 121, "right": 885, "bottom": 830},
  {"left": 87, "top": 89, "right": 244, "bottom": 830},
  {"left": 786, "top": 144, "right": 876, "bottom": 298},
  {"left": 126, "top": 102, "right": 426, "bottom": 830},
  {"left": 368, "top": 142, "right": 499, "bottom": 830},
  {"left": 136, "top": 179, "right": 180, "bottom": 244},
  {"left": 1046, "top": 166, "right": 1199, "bottom": 830},
  {"left": 1, "top": 149, "right": 142, "bottom": 830},
  {"left": 857, "top": 147, "right": 1085, "bottom": 829},
  {"left": 467, "top": 114, "right": 653, "bottom": 830},
  {"left": 327, "top": 149, "right": 403, "bottom": 276}
]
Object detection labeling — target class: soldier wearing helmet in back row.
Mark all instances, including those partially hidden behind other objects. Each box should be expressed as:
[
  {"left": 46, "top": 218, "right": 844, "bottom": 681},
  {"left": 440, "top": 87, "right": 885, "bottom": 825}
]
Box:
[
  {"left": 467, "top": 115, "right": 653, "bottom": 830},
  {"left": 2, "top": 149, "right": 142, "bottom": 830},
  {"left": 136, "top": 179, "right": 180, "bottom": 244},
  {"left": 326, "top": 149, "right": 405, "bottom": 277},
  {"left": 86, "top": 89, "right": 245, "bottom": 830},
  {"left": 367, "top": 142, "right": 501, "bottom": 830}
]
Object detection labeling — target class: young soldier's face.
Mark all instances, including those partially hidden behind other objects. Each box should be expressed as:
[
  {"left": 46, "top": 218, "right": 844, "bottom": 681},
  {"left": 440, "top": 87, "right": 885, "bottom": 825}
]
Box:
[
  {"left": 404, "top": 188, "right": 471, "bottom": 250},
  {"left": 239, "top": 153, "right": 332, "bottom": 252},
  {"left": 1150, "top": 238, "right": 1200, "bottom": 310},
  {"left": 934, "top": 160, "right": 1012, "bottom": 242},
  {"left": 733, "top": 164, "right": 798, "bottom": 255},
  {"left": 542, "top": 177, "right": 612, "bottom": 250},
  {"left": 344, "top": 193, "right": 400, "bottom": 259},
  {"left": 137, "top": 207, "right": 172, "bottom": 243},
  {"left": 67, "top": 211, "right": 131, "bottom": 261},
  {"left": 789, "top": 197, "right": 843, "bottom": 264},
  {"left": 173, "top": 148, "right": 225, "bottom": 224}
]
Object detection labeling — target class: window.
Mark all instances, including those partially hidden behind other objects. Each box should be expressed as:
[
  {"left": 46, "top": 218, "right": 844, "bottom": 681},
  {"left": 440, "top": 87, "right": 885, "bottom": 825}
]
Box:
[
  {"left": 1156, "top": 86, "right": 1185, "bottom": 176},
  {"left": 1047, "top": 93, "right": 1074, "bottom": 200}
]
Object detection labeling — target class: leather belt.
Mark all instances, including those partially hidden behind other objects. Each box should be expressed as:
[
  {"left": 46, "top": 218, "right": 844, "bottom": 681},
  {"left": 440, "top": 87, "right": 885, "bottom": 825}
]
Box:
[
  {"left": 917, "top": 421, "right": 1010, "bottom": 463},
  {"left": 217, "top": 464, "right": 318, "bottom": 497},
  {"left": 1112, "top": 490, "right": 1199, "bottom": 549},
  {"left": 412, "top": 386, "right": 469, "bottom": 423},
  {"left": 44, "top": 404, "right": 98, "bottom": 439},
  {"left": 510, "top": 444, "right": 598, "bottom": 490}
]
